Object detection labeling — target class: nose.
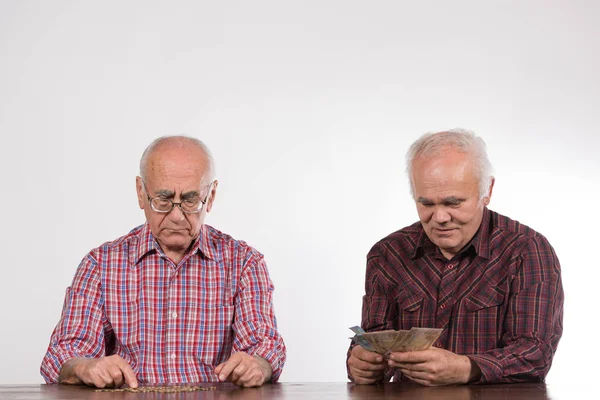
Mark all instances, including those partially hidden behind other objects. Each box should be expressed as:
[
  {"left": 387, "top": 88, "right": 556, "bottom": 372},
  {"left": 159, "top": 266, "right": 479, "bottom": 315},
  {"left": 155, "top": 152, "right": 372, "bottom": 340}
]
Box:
[
  {"left": 167, "top": 204, "right": 186, "bottom": 222},
  {"left": 432, "top": 207, "right": 451, "bottom": 224}
]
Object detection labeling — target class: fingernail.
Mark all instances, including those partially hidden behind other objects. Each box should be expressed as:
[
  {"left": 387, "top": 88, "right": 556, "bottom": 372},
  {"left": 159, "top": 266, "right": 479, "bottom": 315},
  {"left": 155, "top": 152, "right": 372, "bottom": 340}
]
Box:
[{"left": 219, "top": 374, "right": 225, "bottom": 381}]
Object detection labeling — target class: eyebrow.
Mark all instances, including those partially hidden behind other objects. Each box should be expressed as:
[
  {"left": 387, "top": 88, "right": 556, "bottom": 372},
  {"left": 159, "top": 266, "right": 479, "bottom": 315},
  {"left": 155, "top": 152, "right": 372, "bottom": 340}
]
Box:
[
  {"left": 417, "top": 196, "right": 465, "bottom": 205},
  {"left": 442, "top": 196, "right": 465, "bottom": 205},
  {"left": 153, "top": 189, "right": 201, "bottom": 199}
]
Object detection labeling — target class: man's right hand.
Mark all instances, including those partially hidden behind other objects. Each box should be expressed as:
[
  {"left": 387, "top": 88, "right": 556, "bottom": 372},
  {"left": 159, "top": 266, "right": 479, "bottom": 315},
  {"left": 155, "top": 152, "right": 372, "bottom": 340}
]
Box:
[
  {"left": 58, "top": 355, "right": 138, "bottom": 389},
  {"left": 347, "top": 345, "right": 386, "bottom": 384}
]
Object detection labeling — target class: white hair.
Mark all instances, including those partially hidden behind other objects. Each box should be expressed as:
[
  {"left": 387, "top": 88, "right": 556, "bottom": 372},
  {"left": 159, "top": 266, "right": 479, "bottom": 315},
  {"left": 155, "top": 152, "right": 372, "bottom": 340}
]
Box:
[
  {"left": 405, "top": 128, "right": 494, "bottom": 199},
  {"left": 139, "top": 135, "right": 216, "bottom": 184}
]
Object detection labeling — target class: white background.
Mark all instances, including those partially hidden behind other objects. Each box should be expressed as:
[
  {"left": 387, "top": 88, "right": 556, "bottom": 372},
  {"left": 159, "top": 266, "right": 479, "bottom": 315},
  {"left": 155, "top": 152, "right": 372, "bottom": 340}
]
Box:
[{"left": 0, "top": 0, "right": 598, "bottom": 389}]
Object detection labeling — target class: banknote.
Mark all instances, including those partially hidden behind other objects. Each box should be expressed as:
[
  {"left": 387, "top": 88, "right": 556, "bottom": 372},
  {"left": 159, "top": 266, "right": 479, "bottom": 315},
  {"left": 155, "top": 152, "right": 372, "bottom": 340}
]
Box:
[{"left": 350, "top": 326, "right": 442, "bottom": 354}]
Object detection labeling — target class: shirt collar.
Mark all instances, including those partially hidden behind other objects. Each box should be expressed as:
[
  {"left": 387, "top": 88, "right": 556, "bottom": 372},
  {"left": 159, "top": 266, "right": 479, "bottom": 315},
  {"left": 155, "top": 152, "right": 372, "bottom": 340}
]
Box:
[
  {"left": 135, "top": 222, "right": 216, "bottom": 264},
  {"left": 135, "top": 222, "right": 157, "bottom": 263},
  {"left": 411, "top": 207, "right": 492, "bottom": 260},
  {"left": 197, "top": 224, "right": 217, "bottom": 261},
  {"left": 470, "top": 207, "right": 492, "bottom": 260}
]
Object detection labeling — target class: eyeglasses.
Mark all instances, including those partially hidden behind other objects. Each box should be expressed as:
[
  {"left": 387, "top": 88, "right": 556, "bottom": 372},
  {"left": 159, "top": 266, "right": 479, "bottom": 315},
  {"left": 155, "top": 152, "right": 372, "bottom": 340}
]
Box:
[{"left": 143, "top": 181, "right": 213, "bottom": 214}]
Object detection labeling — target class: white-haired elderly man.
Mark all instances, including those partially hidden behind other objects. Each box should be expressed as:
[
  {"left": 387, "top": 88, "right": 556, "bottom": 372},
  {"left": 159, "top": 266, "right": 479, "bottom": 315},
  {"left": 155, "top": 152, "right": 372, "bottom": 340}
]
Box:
[
  {"left": 41, "top": 136, "right": 286, "bottom": 388},
  {"left": 348, "top": 129, "right": 563, "bottom": 386}
]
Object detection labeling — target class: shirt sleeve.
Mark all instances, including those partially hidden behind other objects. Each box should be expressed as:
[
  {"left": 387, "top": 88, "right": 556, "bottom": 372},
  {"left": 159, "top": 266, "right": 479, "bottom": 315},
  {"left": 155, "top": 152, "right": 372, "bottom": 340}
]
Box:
[
  {"left": 230, "top": 250, "right": 286, "bottom": 382},
  {"left": 346, "top": 245, "right": 395, "bottom": 382},
  {"left": 467, "top": 235, "right": 564, "bottom": 383},
  {"left": 40, "top": 253, "right": 108, "bottom": 383}
]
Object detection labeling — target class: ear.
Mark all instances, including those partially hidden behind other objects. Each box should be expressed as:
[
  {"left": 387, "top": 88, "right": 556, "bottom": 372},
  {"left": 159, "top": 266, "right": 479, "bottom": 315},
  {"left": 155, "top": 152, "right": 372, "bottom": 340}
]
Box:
[
  {"left": 205, "top": 180, "right": 218, "bottom": 213},
  {"left": 482, "top": 177, "right": 495, "bottom": 206},
  {"left": 136, "top": 176, "right": 145, "bottom": 209}
]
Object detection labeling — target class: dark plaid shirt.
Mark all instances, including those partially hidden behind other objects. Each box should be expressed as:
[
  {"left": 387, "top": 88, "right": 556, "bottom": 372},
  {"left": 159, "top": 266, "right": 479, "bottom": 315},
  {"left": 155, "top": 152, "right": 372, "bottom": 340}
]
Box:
[{"left": 355, "top": 208, "right": 563, "bottom": 383}]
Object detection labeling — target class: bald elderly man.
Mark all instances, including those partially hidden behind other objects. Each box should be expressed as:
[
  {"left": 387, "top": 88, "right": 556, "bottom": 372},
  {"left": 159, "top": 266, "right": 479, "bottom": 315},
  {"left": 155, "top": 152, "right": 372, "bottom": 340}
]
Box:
[
  {"left": 41, "top": 136, "right": 286, "bottom": 388},
  {"left": 348, "top": 129, "right": 563, "bottom": 386}
]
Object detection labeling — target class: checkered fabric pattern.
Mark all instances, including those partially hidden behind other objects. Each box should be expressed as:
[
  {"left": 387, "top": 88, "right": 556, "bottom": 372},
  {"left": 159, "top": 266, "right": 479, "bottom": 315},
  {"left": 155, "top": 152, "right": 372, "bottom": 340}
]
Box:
[{"left": 41, "top": 223, "right": 286, "bottom": 383}]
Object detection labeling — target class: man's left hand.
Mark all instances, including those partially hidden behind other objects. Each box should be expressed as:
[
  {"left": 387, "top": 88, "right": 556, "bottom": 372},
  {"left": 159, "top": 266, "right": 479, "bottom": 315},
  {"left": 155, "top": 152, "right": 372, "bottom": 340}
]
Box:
[
  {"left": 215, "top": 353, "right": 272, "bottom": 387},
  {"left": 388, "top": 347, "right": 481, "bottom": 386}
]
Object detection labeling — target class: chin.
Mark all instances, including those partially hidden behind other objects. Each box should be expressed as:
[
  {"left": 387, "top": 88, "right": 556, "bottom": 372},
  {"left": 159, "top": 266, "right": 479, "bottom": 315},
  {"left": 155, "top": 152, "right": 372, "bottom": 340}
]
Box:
[
  {"left": 433, "top": 238, "right": 460, "bottom": 249},
  {"left": 161, "top": 238, "right": 192, "bottom": 249}
]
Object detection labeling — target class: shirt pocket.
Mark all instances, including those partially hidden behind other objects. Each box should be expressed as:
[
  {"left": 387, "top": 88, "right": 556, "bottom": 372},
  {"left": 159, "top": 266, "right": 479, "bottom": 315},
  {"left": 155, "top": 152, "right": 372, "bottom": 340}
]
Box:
[
  {"left": 460, "top": 287, "right": 506, "bottom": 351},
  {"left": 396, "top": 291, "right": 426, "bottom": 330},
  {"left": 195, "top": 304, "right": 235, "bottom": 367}
]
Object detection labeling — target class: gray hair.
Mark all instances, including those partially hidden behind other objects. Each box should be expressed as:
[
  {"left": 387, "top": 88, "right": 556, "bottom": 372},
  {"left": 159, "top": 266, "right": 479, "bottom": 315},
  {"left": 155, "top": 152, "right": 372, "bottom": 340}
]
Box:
[
  {"left": 405, "top": 128, "right": 494, "bottom": 199},
  {"left": 139, "top": 135, "right": 216, "bottom": 184}
]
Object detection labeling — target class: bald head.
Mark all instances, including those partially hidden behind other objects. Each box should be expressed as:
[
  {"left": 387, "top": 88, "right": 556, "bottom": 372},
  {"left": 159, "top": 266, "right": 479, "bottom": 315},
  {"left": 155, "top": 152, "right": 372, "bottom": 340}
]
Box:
[{"left": 139, "top": 136, "right": 215, "bottom": 185}]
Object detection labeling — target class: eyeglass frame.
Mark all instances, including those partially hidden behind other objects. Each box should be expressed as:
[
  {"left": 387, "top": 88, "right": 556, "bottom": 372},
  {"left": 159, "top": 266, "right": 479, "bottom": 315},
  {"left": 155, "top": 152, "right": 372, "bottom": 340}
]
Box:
[{"left": 142, "top": 180, "right": 214, "bottom": 214}]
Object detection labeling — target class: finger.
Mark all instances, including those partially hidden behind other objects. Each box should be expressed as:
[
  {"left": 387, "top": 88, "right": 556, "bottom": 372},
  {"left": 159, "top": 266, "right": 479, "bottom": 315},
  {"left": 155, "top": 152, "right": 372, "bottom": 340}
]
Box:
[
  {"left": 388, "top": 358, "right": 426, "bottom": 369},
  {"left": 393, "top": 361, "right": 429, "bottom": 372},
  {"left": 353, "top": 346, "right": 384, "bottom": 364},
  {"left": 239, "top": 369, "right": 263, "bottom": 388},
  {"left": 91, "top": 369, "right": 113, "bottom": 389},
  {"left": 353, "top": 375, "right": 380, "bottom": 385},
  {"left": 97, "top": 368, "right": 116, "bottom": 387},
  {"left": 217, "top": 357, "right": 243, "bottom": 382},
  {"left": 117, "top": 361, "right": 138, "bottom": 388},
  {"left": 399, "top": 368, "right": 431, "bottom": 380},
  {"left": 350, "top": 357, "right": 386, "bottom": 372},
  {"left": 389, "top": 350, "right": 432, "bottom": 363},
  {"left": 232, "top": 362, "right": 249, "bottom": 378},
  {"left": 109, "top": 368, "right": 124, "bottom": 388},
  {"left": 407, "top": 376, "right": 437, "bottom": 387},
  {"left": 349, "top": 367, "right": 382, "bottom": 380}
]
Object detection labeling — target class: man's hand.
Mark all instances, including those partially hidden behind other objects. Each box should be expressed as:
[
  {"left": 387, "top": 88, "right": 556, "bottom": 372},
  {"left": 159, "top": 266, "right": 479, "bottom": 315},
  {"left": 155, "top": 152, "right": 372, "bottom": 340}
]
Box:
[
  {"left": 58, "top": 355, "right": 138, "bottom": 389},
  {"left": 388, "top": 347, "right": 481, "bottom": 386},
  {"left": 215, "top": 353, "right": 272, "bottom": 387},
  {"left": 347, "top": 345, "right": 387, "bottom": 384}
]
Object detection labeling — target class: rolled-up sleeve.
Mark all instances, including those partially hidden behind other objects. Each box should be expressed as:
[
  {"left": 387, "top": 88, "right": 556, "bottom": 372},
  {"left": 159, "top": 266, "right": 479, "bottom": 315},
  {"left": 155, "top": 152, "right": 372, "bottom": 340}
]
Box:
[
  {"left": 40, "top": 254, "right": 107, "bottom": 383},
  {"left": 231, "top": 252, "right": 286, "bottom": 382}
]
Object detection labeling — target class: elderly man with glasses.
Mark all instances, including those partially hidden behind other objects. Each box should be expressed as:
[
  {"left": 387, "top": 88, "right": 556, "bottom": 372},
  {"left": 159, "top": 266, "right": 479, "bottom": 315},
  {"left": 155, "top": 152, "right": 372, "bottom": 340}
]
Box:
[{"left": 41, "top": 136, "right": 286, "bottom": 389}]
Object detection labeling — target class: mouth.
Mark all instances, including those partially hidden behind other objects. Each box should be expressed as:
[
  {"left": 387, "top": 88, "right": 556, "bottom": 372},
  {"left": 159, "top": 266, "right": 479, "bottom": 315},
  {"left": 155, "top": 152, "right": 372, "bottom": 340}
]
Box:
[
  {"left": 164, "top": 228, "right": 187, "bottom": 234},
  {"left": 433, "top": 228, "right": 457, "bottom": 234}
]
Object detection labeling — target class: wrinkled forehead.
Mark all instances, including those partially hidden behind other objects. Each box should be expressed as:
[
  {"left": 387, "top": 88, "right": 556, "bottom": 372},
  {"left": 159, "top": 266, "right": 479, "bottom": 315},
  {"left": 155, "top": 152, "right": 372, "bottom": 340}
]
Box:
[
  {"left": 146, "top": 146, "right": 211, "bottom": 187},
  {"left": 412, "top": 151, "right": 479, "bottom": 192}
]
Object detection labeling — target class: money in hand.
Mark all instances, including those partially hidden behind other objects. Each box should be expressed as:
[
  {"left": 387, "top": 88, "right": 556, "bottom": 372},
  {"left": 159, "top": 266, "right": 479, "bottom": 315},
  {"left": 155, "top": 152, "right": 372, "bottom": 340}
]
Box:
[{"left": 350, "top": 326, "right": 442, "bottom": 354}]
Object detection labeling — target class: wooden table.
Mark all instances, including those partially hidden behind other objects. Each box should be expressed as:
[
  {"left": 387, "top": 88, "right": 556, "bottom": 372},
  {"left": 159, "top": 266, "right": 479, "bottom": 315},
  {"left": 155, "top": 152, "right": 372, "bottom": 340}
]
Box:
[{"left": 0, "top": 382, "right": 586, "bottom": 400}]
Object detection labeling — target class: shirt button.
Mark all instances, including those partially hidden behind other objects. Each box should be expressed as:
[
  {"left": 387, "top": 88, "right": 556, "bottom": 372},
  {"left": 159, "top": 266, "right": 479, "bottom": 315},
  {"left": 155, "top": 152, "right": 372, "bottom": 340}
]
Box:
[
  {"left": 439, "top": 303, "right": 446, "bottom": 309},
  {"left": 447, "top": 264, "right": 455, "bottom": 270},
  {"left": 435, "top": 343, "right": 443, "bottom": 348},
  {"left": 171, "top": 353, "right": 176, "bottom": 360},
  {"left": 172, "top": 312, "right": 178, "bottom": 318}
]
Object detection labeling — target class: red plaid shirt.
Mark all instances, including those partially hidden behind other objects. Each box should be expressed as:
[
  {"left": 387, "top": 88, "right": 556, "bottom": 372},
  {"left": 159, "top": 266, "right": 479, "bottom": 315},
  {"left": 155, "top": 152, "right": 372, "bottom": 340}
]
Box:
[
  {"left": 352, "top": 208, "right": 563, "bottom": 383},
  {"left": 41, "top": 223, "right": 286, "bottom": 383}
]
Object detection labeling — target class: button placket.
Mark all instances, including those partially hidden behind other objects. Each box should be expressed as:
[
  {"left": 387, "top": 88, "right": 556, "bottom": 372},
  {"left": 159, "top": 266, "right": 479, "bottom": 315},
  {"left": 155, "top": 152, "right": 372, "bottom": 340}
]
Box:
[{"left": 166, "top": 265, "right": 179, "bottom": 369}]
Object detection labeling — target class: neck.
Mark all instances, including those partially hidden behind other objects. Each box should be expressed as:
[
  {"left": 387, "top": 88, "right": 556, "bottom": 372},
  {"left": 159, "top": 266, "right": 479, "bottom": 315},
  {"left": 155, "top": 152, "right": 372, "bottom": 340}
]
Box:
[
  {"left": 164, "top": 250, "right": 186, "bottom": 265},
  {"left": 158, "top": 238, "right": 198, "bottom": 266}
]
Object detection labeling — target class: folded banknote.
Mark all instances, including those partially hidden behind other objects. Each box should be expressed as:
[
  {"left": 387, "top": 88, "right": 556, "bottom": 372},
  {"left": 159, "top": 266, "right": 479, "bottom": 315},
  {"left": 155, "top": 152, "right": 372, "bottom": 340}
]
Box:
[{"left": 349, "top": 326, "right": 443, "bottom": 354}]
